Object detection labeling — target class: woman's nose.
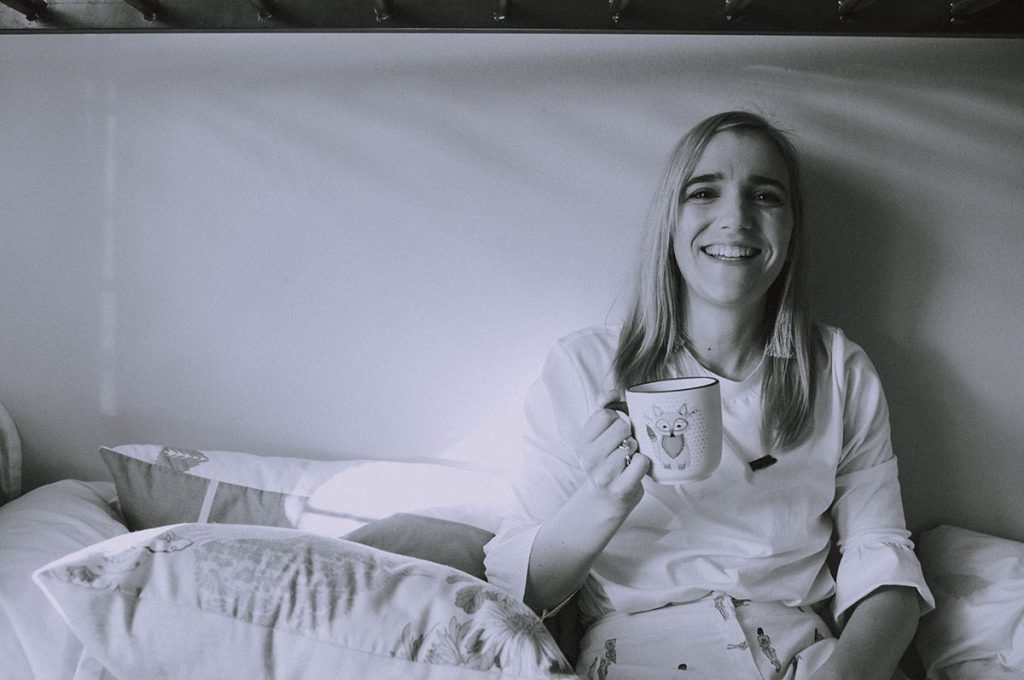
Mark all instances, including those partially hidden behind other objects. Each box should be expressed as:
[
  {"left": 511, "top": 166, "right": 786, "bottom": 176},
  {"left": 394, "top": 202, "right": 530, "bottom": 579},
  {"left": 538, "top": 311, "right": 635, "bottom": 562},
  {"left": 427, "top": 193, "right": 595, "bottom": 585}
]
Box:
[{"left": 717, "top": 193, "right": 754, "bottom": 231}]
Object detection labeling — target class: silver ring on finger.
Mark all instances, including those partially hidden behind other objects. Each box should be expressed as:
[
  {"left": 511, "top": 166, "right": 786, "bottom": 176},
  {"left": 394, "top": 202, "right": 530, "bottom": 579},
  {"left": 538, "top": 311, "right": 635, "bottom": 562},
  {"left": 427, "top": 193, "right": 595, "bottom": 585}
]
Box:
[{"left": 618, "top": 439, "right": 634, "bottom": 469}]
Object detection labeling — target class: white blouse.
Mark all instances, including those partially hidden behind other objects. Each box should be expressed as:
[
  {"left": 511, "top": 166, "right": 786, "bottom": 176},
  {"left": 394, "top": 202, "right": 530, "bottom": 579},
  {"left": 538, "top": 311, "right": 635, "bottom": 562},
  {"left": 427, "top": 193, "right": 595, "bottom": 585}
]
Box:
[{"left": 483, "top": 324, "right": 934, "bottom": 625}]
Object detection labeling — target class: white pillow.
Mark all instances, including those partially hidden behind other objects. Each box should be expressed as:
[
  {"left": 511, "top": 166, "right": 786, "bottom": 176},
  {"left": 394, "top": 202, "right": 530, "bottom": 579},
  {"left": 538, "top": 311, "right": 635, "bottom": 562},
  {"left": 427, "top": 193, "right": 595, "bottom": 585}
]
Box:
[
  {"left": 34, "top": 522, "right": 576, "bottom": 680},
  {"left": 101, "top": 444, "right": 512, "bottom": 535},
  {"left": 0, "top": 480, "right": 125, "bottom": 680},
  {"left": 915, "top": 524, "right": 1024, "bottom": 680}
]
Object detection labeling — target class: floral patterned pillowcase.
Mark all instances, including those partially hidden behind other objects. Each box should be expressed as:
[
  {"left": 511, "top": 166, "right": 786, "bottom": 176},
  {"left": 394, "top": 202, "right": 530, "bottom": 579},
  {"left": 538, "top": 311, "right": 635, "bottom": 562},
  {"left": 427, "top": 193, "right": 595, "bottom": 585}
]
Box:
[{"left": 34, "top": 522, "right": 576, "bottom": 680}]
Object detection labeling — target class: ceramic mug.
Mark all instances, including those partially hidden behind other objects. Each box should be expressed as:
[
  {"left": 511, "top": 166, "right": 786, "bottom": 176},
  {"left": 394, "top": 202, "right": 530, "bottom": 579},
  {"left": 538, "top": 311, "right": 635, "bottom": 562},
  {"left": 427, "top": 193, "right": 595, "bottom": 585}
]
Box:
[{"left": 624, "top": 376, "right": 723, "bottom": 483}]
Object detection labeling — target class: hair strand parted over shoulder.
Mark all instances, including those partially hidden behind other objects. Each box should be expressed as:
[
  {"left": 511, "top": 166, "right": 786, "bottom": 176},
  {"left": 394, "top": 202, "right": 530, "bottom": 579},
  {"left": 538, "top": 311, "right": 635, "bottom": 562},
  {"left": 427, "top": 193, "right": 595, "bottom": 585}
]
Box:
[{"left": 613, "top": 111, "right": 823, "bottom": 452}]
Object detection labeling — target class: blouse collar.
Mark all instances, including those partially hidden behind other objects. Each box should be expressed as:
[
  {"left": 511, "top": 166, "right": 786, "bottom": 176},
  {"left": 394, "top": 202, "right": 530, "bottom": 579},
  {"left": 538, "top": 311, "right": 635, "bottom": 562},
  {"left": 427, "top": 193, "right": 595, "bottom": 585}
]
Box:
[{"left": 672, "top": 345, "right": 763, "bottom": 401}]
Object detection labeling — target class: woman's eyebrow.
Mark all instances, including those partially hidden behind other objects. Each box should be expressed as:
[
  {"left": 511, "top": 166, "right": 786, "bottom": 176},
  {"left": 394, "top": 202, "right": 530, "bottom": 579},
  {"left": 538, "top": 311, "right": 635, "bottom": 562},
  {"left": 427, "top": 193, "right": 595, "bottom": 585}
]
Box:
[
  {"left": 683, "top": 173, "right": 721, "bottom": 189},
  {"left": 749, "top": 175, "right": 789, "bottom": 192},
  {"left": 683, "top": 173, "right": 789, "bottom": 192}
]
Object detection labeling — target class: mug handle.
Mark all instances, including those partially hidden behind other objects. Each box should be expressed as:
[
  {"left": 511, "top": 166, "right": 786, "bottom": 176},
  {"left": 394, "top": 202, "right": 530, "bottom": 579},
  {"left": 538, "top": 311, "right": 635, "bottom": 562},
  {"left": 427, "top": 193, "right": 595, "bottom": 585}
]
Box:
[{"left": 605, "top": 400, "right": 629, "bottom": 415}]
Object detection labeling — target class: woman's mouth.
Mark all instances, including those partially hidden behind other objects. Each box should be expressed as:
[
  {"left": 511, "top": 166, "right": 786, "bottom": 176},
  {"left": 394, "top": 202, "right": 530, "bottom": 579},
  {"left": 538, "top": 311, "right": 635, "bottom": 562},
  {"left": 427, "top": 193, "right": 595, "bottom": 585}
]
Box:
[{"left": 701, "top": 244, "right": 762, "bottom": 262}]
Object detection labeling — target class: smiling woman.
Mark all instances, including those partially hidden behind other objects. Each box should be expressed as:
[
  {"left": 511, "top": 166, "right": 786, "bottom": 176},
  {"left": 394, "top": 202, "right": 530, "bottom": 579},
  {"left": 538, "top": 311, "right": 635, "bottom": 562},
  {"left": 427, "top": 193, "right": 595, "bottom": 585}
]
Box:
[
  {"left": 674, "top": 128, "right": 794, "bottom": 333},
  {"left": 483, "top": 111, "right": 933, "bottom": 680},
  {"left": 619, "top": 112, "right": 814, "bottom": 449}
]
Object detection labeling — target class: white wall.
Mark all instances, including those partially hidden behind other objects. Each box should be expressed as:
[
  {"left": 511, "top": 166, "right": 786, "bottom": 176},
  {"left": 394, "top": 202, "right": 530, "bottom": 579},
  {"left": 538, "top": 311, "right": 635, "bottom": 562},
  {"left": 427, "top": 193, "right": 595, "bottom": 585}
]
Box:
[{"left": 1, "top": 34, "right": 1022, "bottom": 541}]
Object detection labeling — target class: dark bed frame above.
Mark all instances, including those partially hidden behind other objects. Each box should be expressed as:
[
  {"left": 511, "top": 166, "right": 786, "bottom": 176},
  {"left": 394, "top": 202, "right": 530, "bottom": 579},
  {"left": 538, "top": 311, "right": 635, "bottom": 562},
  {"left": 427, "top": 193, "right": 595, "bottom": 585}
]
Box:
[{"left": 1, "top": 0, "right": 1022, "bottom": 35}]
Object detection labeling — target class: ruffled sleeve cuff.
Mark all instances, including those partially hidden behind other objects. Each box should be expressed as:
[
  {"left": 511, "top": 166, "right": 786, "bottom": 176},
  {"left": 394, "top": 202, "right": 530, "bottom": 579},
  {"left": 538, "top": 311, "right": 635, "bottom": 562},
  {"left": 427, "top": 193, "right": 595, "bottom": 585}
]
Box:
[
  {"left": 483, "top": 521, "right": 581, "bottom": 621},
  {"left": 483, "top": 521, "right": 542, "bottom": 603},
  {"left": 833, "top": 539, "right": 936, "bottom": 623}
]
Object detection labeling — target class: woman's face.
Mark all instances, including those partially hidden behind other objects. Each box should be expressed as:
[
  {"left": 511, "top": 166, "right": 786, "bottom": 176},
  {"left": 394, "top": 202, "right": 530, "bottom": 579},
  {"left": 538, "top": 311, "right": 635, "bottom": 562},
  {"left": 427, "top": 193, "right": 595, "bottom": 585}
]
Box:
[{"left": 673, "top": 128, "right": 794, "bottom": 314}]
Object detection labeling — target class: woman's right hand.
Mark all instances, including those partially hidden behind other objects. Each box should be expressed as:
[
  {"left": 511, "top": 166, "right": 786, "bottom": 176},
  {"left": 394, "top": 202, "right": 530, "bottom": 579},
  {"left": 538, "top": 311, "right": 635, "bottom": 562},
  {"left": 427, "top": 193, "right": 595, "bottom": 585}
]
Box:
[
  {"left": 522, "top": 390, "right": 652, "bottom": 614},
  {"left": 576, "top": 390, "right": 651, "bottom": 512}
]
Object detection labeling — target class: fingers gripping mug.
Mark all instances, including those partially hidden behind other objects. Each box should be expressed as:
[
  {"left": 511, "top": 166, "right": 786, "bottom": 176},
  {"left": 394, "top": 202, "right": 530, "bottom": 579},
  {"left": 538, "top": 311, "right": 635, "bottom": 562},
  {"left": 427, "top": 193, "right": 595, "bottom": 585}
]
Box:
[{"left": 624, "top": 377, "right": 723, "bottom": 483}]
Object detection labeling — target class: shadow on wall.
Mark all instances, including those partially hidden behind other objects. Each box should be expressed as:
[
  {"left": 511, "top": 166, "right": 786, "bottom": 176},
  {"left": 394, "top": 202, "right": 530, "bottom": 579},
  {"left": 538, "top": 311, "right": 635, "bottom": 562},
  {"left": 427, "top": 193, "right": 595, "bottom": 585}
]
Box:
[{"left": 802, "top": 152, "right": 1018, "bottom": 540}]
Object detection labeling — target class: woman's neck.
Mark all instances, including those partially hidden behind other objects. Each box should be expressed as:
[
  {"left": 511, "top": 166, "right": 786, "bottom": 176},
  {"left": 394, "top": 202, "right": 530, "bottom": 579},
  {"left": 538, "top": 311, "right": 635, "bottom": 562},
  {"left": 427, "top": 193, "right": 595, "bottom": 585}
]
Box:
[{"left": 682, "top": 300, "right": 766, "bottom": 382}]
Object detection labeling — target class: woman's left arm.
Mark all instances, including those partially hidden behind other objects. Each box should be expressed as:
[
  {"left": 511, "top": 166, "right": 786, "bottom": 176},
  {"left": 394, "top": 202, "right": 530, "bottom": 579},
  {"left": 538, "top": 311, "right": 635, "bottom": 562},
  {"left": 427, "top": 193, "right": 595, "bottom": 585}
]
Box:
[
  {"left": 816, "top": 334, "right": 934, "bottom": 679},
  {"left": 809, "top": 585, "right": 919, "bottom": 680}
]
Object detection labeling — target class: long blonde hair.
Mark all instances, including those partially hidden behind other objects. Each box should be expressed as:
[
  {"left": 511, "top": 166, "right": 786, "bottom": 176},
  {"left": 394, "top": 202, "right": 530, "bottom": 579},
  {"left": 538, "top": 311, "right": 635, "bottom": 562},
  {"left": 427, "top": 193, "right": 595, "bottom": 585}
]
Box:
[{"left": 612, "top": 111, "right": 821, "bottom": 451}]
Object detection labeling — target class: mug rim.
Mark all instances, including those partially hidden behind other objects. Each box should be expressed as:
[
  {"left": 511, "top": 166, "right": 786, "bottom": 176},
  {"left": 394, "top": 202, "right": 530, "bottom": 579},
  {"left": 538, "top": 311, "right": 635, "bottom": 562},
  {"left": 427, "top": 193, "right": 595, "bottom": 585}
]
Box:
[{"left": 626, "top": 376, "right": 719, "bottom": 394}]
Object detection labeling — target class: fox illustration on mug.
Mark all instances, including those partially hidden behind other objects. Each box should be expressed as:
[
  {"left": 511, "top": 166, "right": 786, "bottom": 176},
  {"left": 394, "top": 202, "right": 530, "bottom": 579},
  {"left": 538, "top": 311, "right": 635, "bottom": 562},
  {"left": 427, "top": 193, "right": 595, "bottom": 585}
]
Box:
[{"left": 643, "top": 403, "right": 700, "bottom": 467}]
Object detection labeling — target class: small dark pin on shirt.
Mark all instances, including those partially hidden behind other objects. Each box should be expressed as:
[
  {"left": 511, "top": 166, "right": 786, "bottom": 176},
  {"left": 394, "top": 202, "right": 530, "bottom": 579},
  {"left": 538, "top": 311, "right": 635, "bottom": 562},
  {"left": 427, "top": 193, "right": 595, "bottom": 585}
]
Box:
[{"left": 749, "top": 455, "right": 778, "bottom": 471}]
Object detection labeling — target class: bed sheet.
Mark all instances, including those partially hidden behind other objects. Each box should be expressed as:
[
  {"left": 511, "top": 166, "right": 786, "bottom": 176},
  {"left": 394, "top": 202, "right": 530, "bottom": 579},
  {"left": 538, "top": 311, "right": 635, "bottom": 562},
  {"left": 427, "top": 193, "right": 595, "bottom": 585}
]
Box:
[
  {"left": 0, "top": 480, "right": 125, "bottom": 680},
  {"left": 0, "top": 477, "right": 948, "bottom": 680}
]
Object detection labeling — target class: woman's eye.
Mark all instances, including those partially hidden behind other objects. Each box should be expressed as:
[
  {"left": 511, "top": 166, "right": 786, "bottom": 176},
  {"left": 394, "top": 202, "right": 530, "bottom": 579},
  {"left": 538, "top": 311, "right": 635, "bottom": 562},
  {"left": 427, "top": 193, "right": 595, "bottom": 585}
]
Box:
[
  {"left": 684, "top": 188, "right": 716, "bottom": 202},
  {"left": 754, "top": 191, "right": 784, "bottom": 205}
]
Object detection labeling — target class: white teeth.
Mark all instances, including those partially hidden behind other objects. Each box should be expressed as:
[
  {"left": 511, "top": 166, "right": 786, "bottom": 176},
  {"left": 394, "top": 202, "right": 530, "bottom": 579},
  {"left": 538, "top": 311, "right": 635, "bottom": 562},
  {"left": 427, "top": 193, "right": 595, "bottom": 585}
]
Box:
[{"left": 703, "top": 245, "right": 758, "bottom": 258}]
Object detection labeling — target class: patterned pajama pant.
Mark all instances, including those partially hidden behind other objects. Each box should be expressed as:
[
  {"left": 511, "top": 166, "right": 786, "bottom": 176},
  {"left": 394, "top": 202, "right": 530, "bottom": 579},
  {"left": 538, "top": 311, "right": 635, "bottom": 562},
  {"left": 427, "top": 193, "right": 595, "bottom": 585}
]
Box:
[{"left": 576, "top": 593, "right": 840, "bottom": 680}]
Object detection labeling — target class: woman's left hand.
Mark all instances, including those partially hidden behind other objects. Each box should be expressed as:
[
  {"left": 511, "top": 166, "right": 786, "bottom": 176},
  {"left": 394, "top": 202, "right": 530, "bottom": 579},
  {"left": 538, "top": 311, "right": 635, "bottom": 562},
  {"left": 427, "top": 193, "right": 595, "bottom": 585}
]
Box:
[{"left": 802, "top": 586, "right": 919, "bottom": 680}]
